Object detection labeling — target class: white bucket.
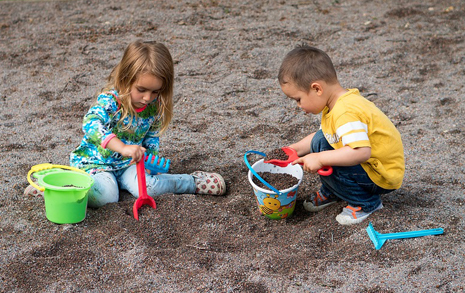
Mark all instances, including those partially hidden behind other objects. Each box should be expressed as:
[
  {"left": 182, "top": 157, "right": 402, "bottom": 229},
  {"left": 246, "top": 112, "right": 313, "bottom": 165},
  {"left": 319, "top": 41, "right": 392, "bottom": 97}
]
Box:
[{"left": 245, "top": 151, "right": 303, "bottom": 219}]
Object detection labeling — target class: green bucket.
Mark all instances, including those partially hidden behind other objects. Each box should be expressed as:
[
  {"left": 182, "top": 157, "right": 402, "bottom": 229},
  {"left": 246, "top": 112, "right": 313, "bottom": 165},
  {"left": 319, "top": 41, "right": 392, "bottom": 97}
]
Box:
[{"left": 28, "top": 164, "right": 94, "bottom": 224}]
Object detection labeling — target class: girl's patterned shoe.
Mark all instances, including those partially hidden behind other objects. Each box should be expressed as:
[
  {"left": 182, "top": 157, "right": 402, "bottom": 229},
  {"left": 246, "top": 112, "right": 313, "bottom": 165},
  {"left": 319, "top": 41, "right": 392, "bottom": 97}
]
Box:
[
  {"left": 24, "top": 185, "right": 44, "bottom": 197},
  {"left": 191, "top": 171, "right": 226, "bottom": 195}
]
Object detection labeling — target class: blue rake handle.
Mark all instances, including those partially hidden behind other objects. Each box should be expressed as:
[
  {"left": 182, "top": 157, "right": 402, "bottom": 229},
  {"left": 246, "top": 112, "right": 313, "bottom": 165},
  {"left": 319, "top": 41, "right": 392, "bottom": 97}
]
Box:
[
  {"left": 367, "top": 222, "right": 444, "bottom": 250},
  {"left": 244, "top": 150, "right": 282, "bottom": 196}
]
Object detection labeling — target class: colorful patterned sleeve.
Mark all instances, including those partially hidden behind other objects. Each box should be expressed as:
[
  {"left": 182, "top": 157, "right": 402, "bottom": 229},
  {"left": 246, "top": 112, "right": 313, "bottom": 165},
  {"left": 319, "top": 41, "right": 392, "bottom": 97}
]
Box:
[
  {"left": 82, "top": 93, "right": 119, "bottom": 147},
  {"left": 143, "top": 126, "right": 160, "bottom": 156}
]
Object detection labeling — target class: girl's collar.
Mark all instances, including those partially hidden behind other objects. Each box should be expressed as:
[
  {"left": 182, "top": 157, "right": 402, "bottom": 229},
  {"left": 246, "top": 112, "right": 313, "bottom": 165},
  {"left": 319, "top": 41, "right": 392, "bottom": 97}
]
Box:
[
  {"left": 135, "top": 97, "right": 158, "bottom": 112},
  {"left": 135, "top": 105, "right": 147, "bottom": 112}
]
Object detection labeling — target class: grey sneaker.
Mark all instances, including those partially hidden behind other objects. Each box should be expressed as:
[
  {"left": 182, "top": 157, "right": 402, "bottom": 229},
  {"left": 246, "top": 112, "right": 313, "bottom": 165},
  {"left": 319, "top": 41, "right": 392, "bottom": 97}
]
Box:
[
  {"left": 335, "top": 202, "right": 383, "bottom": 225},
  {"left": 191, "top": 171, "right": 226, "bottom": 196},
  {"left": 303, "top": 191, "right": 338, "bottom": 212}
]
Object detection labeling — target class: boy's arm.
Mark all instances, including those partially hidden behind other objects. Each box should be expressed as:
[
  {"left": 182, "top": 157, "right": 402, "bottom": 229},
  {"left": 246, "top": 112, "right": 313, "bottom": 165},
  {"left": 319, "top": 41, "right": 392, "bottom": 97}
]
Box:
[
  {"left": 293, "top": 146, "right": 371, "bottom": 173},
  {"left": 288, "top": 132, "right": 316, "bottom": 157}
]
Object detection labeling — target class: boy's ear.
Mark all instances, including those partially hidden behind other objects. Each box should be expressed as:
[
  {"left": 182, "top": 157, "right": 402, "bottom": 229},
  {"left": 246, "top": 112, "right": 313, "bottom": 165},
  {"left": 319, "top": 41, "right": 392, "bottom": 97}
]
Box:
[{"left": 310, "top": 82, "right": 323, "bottom": 95}]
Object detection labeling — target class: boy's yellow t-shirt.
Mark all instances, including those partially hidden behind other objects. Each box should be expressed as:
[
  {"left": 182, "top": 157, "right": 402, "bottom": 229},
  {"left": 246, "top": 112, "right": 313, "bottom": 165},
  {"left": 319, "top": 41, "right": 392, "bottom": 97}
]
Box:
[{"left": 320, "top": 88, "right": 405, "bottom": 190}]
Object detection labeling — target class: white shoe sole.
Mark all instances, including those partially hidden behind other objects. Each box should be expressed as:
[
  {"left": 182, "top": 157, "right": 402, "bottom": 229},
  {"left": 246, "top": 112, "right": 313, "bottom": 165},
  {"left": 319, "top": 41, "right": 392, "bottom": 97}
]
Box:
[{"left": 335, "top": 203, "right": 383, "bottom": 225}]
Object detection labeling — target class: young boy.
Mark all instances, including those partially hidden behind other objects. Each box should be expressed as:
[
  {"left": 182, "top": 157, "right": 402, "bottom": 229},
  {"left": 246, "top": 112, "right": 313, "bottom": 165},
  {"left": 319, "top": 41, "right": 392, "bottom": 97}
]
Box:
[{"left": 278, "top": 45, "right": 404, "bottom": 225}]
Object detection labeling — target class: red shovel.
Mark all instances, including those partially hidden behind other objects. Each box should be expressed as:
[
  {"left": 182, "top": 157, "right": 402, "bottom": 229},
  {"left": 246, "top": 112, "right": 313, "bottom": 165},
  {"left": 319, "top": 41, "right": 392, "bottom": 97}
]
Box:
[
  {"left": 264, "top": 147, "right": 333, "bottom": 176},
  {"left": 133, "top": 154, "right": 156, "bottom": 220}
]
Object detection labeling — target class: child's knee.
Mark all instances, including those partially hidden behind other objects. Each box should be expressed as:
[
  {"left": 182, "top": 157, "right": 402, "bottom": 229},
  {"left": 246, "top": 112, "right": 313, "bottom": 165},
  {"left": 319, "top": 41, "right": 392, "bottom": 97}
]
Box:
[
  {"left": 87, "top": 172, "right": 119, "bottom": 208},
  {"left": 87, "top": 188, "right": 119, "bottom": 208}
]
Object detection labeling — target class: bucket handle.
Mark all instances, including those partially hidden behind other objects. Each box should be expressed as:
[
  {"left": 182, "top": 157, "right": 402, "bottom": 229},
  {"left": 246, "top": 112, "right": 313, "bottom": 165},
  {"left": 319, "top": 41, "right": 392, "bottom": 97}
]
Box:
[
  {"left": 27, "top": 163, "right": 88, "bottom": 192},
  {"left": 244, "top": 150, "right": 282, "bottom": 196}
]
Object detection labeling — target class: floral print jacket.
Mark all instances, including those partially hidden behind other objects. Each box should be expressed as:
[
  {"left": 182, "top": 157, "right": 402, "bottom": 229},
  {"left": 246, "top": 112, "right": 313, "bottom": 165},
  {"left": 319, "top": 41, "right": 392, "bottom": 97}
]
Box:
[{"left": 70, "top": 90, "right": 160, "bottom": 174}]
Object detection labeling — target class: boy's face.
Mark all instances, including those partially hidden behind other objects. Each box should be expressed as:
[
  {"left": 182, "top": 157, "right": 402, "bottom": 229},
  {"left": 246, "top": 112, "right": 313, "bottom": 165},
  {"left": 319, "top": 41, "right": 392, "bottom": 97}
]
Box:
[{"left": 281, "top": 81, "right": 325, "bottom": 115}]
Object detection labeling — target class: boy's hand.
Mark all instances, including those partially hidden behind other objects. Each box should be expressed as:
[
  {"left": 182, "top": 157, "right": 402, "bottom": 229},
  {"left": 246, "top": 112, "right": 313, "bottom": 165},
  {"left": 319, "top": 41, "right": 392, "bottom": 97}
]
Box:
[
  {"left": 120, "top": 145, "right": 147, "bottom": 164},
  {"left": 293, "top": 153, "right": 323, "bottom": 174},
  {"left": 293, "top": 146, "right": 371, "bottom": 173}
]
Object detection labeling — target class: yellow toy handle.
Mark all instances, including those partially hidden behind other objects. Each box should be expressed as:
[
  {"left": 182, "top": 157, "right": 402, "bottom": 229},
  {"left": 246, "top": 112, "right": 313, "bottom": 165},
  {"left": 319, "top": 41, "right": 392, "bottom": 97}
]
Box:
[{"left": 27, "top": 163, "right": 88, "bottom": 192}]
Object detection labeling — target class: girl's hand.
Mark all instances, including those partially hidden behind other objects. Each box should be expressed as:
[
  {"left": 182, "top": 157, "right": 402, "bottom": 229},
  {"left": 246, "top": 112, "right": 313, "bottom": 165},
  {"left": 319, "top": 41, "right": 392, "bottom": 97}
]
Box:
[
  {"left": 104, "top": 137, "right": 147, "bottom": 164},
  {"left": 293, "top": 153, "right": 323, "bottom": 174},
  {"left": 120, "top": 145, "right": 146, "bottom": 164}
]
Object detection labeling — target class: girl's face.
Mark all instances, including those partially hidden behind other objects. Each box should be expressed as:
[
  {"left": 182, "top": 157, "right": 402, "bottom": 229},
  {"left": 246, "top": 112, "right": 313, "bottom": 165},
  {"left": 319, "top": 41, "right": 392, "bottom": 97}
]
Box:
[{"left": 130, "top": 73, "right": 163, "bottom": 109}]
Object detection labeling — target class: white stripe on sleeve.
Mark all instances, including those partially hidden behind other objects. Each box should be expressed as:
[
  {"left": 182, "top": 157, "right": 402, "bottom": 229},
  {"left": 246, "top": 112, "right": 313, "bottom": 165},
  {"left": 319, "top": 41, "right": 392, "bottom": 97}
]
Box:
[
  {"left": 336, "top": 121, "right": 368, "bottom": 137},
  {"left": 341, "top": 132, "right": 369, "bottom": 146}
]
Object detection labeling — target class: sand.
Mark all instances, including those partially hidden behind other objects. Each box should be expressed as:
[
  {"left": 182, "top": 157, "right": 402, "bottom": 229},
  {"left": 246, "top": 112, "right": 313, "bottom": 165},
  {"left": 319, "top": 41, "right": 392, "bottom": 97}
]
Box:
[{"left": 0, "top": 0, "right": 464, "bottom": 292}]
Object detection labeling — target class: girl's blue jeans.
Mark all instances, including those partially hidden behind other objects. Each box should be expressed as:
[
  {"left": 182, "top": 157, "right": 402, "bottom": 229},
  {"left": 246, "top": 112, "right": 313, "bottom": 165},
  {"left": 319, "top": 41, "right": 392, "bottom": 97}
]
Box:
[
  {"left": 87, "top": 164, "right": 196, "bottom": 208},
  {"left": 311, "top": 130, "right": 393, "bottom": 212}
]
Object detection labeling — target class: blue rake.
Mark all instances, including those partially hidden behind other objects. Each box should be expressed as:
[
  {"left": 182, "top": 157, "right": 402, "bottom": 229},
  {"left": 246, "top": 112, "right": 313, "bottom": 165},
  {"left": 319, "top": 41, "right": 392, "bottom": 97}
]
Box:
[
  {"left": 144, "top": 154, "right": 170, "bottom": 174},
  {"left": 366, "top": 222, "right": 444, "bottom": 250}
]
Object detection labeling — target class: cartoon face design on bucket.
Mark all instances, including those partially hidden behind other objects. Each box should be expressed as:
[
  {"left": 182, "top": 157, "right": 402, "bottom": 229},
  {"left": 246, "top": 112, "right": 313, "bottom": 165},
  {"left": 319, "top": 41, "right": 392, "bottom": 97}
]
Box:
[
  {"left": 253, "top": 189, "right": 297, "bottom": 219},
  {"left": 258, "top": 196, "right": 295, "bottom": 218},
  {"left": 263, "top": 194, "right": 281, "bottom": 211}
]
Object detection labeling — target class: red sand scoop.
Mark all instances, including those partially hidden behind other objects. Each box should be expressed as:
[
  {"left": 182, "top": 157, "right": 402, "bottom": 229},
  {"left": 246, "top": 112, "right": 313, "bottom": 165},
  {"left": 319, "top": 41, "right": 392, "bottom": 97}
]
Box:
[
  {"left": 133, "top": 154, "right": 156, "bottom": 220},
  {"left": 264, "top": 147, "right": 333, "bottom": 176}
]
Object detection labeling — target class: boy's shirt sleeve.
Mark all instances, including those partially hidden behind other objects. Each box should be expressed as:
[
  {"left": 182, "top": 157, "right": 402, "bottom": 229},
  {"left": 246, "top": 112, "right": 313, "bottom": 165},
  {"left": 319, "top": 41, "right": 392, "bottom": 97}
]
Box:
[
  {"left": 82, "top": 93, "right": 119, "bottom": 148},
  {"left": 334, "top": 113, "right": 371, "bottom": 149}
]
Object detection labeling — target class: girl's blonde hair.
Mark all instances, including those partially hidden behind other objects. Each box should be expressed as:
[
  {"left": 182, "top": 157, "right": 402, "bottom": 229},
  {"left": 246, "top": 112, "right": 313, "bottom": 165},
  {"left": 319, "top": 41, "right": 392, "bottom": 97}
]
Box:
[{"left": 104, "top": 40, "right": 174, "bottom": 134}]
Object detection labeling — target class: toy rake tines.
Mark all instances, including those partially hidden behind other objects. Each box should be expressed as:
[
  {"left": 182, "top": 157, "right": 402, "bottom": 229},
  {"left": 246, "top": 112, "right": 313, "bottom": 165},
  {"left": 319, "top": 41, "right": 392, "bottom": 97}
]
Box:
[{"left": 144, "top": 153, "right": 170, "bottom": 174}]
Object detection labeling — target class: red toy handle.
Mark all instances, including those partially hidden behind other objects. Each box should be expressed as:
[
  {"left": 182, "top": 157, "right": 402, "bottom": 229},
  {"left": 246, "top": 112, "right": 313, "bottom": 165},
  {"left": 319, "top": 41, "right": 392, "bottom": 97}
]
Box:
[
  {"left": 137, "top": 157, "right": 148, "bottom": 197},
  {"left": 133, "top": 154, "right": 156, "bottom": 221},
  {"left": 318, "top": 166, "right": 333, "bottom": 176}
]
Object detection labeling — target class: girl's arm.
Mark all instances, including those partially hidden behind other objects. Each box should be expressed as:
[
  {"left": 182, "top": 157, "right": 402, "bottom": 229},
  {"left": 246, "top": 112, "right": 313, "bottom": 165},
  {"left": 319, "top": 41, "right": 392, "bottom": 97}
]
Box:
[
  {"left": 84, "top": 92, "right": 146, "bottom": 164},
  {"left": 105, "top": 136, "right": 146, "bottom": 164},
  {"left": 293, "top": 146, "right": 371, "bottom": 173},
  {"left": 142, "top": 128, "right": 160, "bottom": 156}
]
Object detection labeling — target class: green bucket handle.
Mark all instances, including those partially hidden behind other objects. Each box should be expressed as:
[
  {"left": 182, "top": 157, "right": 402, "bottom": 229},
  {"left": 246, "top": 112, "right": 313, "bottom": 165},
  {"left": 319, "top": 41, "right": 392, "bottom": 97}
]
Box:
[
  {"left": 244, "top": 150, "right": 283, "bottom": 196},
  {"left": 27, "top": 163, "right": 89, "bottom": 192}
]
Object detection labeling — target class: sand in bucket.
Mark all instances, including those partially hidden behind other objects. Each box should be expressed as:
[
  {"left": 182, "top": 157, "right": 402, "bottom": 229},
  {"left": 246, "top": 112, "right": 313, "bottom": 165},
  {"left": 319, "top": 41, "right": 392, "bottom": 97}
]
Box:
[{"left": 245, "top": 151, "right": 303, "bottom": 219}]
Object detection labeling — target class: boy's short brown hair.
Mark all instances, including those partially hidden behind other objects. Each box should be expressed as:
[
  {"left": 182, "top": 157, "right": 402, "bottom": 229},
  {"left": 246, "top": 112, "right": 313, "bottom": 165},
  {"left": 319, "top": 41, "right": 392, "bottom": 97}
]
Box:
[{"left": 278, "top": 45, "right": 338, "bottom": 92}]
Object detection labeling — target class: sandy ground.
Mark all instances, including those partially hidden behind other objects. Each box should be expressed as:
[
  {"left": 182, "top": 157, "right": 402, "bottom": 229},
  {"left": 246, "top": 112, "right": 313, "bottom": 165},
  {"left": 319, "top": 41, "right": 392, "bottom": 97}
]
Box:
[{"left": 1, "top": 0, "right": 465, "bottom": 292}]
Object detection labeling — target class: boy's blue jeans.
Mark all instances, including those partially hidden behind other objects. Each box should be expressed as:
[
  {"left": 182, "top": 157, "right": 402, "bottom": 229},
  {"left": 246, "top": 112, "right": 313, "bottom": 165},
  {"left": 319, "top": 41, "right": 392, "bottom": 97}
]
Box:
[
  {"left": 87, "top": 164, "right": 196, "bottom": 208},
  {"left": 311, "top": 130, "right": 393, "bottom": 212}
]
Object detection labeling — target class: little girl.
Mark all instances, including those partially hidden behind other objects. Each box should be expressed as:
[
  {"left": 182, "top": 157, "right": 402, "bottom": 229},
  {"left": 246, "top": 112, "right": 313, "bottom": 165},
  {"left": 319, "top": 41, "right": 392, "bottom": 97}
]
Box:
[{"left": 25, "top": 41, "right": 226, "bottom": 207}]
